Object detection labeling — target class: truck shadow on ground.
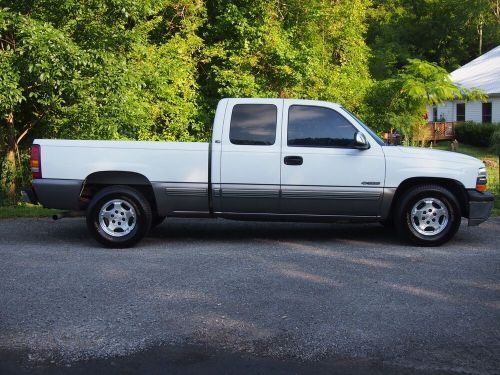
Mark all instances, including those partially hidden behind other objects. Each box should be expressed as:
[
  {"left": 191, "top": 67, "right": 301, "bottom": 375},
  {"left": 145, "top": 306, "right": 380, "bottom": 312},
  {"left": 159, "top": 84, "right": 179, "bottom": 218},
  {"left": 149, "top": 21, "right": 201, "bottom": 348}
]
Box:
[
  {"left": 148, "top": 218, "right": 404, "bottom": 246},
  {"left": 0, "top": 217, "right": 482, "bottom": 250},
  {"left": 28, "top": 217, "right": 478, "bottom": 248}
]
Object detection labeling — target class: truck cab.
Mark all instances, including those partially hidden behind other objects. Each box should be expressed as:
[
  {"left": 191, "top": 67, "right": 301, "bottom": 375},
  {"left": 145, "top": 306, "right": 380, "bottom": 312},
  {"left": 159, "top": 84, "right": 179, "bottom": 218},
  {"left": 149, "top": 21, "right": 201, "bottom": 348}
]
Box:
[{"left": 211, "top": 98, "right": 385, "bottom": 218}]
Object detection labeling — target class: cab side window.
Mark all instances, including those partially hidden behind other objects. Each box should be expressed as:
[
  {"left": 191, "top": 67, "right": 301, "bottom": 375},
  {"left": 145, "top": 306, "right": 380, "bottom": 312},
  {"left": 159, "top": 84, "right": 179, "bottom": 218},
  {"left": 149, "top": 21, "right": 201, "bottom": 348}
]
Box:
[
  {"left": 230, "top": 104, "right": 277, "bottom": 146},
  {"left": 287, "top": 105, "right": 357, "bottom": 148}
]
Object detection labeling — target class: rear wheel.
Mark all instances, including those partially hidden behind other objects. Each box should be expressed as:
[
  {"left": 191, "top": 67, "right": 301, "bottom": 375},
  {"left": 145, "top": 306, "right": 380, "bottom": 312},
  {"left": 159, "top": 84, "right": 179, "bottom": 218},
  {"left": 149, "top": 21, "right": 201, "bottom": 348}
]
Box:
[
  {"left": 395, "top": 184, "right": 461, "bottom": 246},
  {"left": 86, "top": 185, "right": 152, "bottom": 248}
]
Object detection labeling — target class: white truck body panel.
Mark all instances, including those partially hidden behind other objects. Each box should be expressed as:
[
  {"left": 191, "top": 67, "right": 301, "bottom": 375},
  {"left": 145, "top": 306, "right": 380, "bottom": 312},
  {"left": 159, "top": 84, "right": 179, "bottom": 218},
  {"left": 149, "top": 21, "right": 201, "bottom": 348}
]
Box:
[
  {"left": 383, "top": 146, "right": 481, "bottom": 189},
  {"left": 37, "top": 139, "right": 209, "bottom": 183}
]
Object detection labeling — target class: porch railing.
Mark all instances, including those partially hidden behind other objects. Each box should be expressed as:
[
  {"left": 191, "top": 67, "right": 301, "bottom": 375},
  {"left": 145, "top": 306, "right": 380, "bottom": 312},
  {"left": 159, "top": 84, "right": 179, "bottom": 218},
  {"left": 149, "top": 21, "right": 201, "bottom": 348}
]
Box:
[{"left": 426, "top": 122, "right": 457, "bottom": 141}]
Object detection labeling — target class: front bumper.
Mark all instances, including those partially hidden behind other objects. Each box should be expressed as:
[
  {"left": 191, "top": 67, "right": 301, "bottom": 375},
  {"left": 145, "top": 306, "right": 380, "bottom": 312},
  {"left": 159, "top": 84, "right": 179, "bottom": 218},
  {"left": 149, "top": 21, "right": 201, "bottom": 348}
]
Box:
[{"left": 467, "top": 189, "right": 494, "bottom": 226}]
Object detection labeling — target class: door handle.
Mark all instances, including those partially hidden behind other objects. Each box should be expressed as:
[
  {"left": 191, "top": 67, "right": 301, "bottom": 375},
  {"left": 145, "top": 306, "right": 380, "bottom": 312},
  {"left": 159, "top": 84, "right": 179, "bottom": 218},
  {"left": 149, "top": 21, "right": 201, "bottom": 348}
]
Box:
[{"left": 284, "top": 156, "right": 303, "bottom": 165}]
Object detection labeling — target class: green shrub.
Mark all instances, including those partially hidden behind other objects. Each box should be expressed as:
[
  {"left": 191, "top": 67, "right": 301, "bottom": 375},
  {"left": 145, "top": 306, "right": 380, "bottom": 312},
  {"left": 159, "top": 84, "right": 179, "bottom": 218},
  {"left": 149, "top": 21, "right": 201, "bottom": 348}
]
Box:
[
  {"left": 0, "top": 149, "right": 31, "bottom": 206},
  {"left": 455, "top": 122, "right": 499, "bottom": 147}
]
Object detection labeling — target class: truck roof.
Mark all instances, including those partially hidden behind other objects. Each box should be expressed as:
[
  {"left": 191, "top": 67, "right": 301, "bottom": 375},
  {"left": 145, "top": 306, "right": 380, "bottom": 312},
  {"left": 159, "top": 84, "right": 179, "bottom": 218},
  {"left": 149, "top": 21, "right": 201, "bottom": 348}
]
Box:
[{"left": 220, "top": 98, "right": 343, "bottom": 109}]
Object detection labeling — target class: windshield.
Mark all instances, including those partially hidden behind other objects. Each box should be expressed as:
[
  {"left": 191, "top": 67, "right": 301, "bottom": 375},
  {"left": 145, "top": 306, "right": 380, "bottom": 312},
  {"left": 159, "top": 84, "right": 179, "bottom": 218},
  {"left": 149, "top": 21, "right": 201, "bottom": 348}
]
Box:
[{"left": 341, "top": 107, "right": 386, "bottom": 146}]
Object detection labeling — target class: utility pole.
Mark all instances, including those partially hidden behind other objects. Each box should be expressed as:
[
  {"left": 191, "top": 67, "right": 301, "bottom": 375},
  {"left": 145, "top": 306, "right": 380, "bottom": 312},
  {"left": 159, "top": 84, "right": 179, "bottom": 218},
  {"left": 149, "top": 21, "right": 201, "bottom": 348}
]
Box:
[{"left": 478, "top": 16, "right": 483, "bottom": 55}]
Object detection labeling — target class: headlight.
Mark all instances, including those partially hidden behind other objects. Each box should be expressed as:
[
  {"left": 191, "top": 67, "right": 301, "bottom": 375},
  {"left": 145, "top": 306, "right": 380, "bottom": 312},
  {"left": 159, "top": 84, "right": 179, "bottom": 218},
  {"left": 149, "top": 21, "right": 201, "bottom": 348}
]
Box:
[{"left": 476, "top": 167, "right": 487, "bottom": 192}]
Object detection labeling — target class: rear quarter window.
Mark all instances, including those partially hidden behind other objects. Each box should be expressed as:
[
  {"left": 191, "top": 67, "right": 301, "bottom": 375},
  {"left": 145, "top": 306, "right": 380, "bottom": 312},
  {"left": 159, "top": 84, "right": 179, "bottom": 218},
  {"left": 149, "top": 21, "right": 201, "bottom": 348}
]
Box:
[{"left": 229, "top": 104, "right": 277, "bottom": 146}]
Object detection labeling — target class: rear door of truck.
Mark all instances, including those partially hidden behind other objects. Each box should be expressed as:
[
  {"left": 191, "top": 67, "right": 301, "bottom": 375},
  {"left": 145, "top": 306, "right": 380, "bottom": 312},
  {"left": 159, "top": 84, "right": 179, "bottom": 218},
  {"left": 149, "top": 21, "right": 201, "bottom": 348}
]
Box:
[{"left": 217, "top": 98, "right": 283, "bottom": 214}]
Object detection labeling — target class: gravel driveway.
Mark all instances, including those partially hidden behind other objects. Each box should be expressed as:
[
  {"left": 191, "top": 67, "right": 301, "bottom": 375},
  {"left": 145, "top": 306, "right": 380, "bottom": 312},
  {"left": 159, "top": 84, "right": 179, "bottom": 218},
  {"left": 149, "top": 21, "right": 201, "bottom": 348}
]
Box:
[{"left": 0, "top": 217, "right": 499, "bottom": 374}]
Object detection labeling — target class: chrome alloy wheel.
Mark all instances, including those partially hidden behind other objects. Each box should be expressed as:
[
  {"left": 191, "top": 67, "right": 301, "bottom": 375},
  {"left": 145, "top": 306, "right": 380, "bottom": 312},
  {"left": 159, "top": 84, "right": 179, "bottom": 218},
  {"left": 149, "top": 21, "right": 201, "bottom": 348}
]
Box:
[
  {"left": 98, "top": 199, "right": 137, "bottom": 237},
  {"left": 410, "top": 197, "right": 449, "bottom": 236}
]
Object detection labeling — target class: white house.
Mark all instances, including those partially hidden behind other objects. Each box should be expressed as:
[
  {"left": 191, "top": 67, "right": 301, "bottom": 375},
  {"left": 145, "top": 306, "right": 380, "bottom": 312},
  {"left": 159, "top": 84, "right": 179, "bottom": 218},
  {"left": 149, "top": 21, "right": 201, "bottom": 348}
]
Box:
[{"left": 427, "top": 45, "right": 500, "bottom": 124}]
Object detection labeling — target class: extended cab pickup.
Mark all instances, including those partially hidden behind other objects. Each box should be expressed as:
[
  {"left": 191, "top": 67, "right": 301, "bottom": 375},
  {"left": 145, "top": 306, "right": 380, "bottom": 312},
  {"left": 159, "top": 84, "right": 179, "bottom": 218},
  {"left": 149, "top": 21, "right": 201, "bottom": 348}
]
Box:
[{"left": 23, "top": 98, "right": 494, "bottom": 247}]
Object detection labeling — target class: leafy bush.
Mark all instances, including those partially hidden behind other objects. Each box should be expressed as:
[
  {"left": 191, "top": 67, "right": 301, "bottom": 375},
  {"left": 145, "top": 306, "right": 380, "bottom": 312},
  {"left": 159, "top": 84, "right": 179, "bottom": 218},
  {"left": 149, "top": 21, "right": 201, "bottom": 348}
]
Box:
[
  {"left": 0, "top": 149, "right": 31, "bottom": 206},
  {"left": 455, "top": 122, "right": 499, "bottom": 147},
  {"left": 491, "top": 127, "right": 500, "bottom": 153}
]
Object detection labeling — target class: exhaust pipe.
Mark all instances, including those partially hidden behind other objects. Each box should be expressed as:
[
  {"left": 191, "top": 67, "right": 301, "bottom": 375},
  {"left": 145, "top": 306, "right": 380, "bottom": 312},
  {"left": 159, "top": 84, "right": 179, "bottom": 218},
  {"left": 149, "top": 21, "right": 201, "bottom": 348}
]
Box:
[{"left": 52, "top": 211, "right": 85, "bottom": 220}]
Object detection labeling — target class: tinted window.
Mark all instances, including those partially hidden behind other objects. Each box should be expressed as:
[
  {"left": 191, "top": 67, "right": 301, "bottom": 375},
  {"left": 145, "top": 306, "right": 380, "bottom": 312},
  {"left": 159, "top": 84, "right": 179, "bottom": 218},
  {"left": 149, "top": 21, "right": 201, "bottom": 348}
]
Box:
[
  {"left": 230, "top": 104, "right": 277, "bottom": 145},
  {"left": 456, "top": 103, "right": 465, "bottom": 122},
  {"left": 482, "top": 102, "right": 492, "bottom": 123},
  {"left": 288, "top": 106, "right": 357, "bottom": 148}
]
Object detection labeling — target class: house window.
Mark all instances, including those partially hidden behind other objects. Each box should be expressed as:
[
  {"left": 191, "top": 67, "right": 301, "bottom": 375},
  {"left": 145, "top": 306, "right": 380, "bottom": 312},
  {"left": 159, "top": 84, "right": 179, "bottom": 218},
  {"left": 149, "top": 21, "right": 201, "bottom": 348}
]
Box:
[
  {"left": 432, "top": 106, "right": 438, "bottom": 122},
  {"left": 482, "top": 102, "right": 492, "bottom": 123},
  {"left": 456, "top": 103, "right": 465, "bottom": 122}
]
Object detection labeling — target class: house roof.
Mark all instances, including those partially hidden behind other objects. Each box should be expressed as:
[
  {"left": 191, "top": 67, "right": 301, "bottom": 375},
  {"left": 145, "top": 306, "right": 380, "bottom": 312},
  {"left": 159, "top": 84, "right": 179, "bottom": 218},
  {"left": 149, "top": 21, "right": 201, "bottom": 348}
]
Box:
[{"left": 450, "top": 45, "right": 500, "bottom": 96}]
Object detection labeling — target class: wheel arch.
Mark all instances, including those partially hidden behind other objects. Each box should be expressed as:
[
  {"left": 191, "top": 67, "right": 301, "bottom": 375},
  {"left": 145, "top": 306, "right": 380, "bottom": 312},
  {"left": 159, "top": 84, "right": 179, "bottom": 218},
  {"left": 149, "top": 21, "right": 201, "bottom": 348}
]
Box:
[
  {"left": 80, "top": 171, "right": 158, "bottom": 213},
  {"left": 387, "top": 177, "right": 468, "bottom": 220}
]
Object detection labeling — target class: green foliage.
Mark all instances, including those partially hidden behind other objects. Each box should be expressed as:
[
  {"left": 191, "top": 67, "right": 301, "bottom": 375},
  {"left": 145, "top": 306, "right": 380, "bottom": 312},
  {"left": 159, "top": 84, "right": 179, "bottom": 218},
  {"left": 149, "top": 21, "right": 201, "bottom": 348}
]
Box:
[
  {"left": 201, "top": 0, "right": 372, "bottom": 113},
  {"left": 0, "top": 149, "right": 30, "bottom": 205},
  {"left": 0, "top": 1, "right": 206, "bottom": 203},
  {"left": 455, "top": 122, "right": 500, "bottom": 147},
  {"left": 368, "top": 0, "right": 500, "bottom": 79},
  {"left": 491, "top": 127, "right": 500, "bottom": 152}
]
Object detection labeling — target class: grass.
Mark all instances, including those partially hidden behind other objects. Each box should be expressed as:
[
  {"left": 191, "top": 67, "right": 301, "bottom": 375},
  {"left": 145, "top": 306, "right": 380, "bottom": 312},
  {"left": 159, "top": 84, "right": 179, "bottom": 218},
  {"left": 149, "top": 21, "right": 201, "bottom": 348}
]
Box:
[
  {"left": 432, "top": 141, "right": 500, "bottom": 216},
  {"left": 0, "top": 203, "right": 60, "bottom": 219}
]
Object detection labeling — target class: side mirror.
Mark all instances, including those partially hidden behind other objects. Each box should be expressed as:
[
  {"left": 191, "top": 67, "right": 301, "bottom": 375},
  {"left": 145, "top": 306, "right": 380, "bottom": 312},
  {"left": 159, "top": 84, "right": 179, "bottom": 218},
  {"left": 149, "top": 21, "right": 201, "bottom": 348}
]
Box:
[{"left": 354, "top": 131, "right": 370, "bottom": 149}]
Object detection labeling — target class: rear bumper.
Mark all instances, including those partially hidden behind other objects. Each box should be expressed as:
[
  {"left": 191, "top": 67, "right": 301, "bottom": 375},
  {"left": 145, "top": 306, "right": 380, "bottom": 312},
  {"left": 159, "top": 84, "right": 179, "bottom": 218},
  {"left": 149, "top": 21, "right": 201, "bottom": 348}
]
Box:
[
  {"left": 467, "top": 189, "right": 494, "bottom": 226},
  {"left": 23, "top": 179, "right": 83, "bottom": 210}
]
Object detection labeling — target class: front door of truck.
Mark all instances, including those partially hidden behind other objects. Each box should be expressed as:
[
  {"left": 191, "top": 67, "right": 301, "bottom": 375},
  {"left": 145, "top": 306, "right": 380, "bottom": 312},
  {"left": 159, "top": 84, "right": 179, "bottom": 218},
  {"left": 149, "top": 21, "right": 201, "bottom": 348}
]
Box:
[
  {"left": 280, "top": 101, "right": 385, "bottom": 217},
  {"left": 219, "top": 99, "right": 283, "bottom": 214}
]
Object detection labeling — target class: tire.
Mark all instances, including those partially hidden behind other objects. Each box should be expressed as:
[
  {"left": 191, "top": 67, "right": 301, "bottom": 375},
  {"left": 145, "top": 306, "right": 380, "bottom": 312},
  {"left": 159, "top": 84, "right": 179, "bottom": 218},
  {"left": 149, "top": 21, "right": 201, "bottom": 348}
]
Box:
[
  {"left": 86, "top": 185, "right": 152, "bottom": 248},
  {"left": 394, "top": 184, "right": 461, "bottom": 246},
  {"left": 151, "top": 215, "right": 166, "bottom": 228}
]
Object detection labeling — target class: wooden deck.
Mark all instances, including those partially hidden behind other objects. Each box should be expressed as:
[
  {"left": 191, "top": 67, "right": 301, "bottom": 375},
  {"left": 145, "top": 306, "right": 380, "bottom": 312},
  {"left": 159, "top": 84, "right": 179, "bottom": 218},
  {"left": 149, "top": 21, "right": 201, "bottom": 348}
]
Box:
[
  {"left": 426, "top": 122, "right": 457, "bottom": 141},
  {"left": 383, "top": 122, "right": 458, "bottom": 144}
]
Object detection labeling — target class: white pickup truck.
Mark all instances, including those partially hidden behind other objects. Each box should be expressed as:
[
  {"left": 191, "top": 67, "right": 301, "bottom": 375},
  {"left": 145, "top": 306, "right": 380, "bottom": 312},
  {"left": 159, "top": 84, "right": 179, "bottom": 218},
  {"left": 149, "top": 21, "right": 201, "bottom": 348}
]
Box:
[{"left": 23, "top": 98, "right": 493, "bottom": 247}]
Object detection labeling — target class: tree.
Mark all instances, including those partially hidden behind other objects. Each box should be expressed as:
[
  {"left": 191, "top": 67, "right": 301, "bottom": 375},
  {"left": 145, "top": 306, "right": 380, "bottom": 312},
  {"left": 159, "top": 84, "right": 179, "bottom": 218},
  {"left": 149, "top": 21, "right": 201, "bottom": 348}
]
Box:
[
  {"left": 0, "top": 9, "right": 90, "bottom": 203},
  {"left": 382, "top": 59, "right": 485, "bottom": 145},
  {"left": 200, "top": 0, "right": 372, "bottom": 116},
  {"left": 0, "top": 1, "right": 205, "bottom": 203},
  {"left": 367, "top": 0, "right": 500, "bottom": 79}
]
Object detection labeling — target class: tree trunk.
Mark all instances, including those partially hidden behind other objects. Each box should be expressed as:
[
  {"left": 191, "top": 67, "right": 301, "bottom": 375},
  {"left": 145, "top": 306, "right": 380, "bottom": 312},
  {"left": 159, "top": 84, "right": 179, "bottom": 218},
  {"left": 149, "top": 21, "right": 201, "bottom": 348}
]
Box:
[{"left": 2, "top": 112, "right": 17, "bottom": 204}]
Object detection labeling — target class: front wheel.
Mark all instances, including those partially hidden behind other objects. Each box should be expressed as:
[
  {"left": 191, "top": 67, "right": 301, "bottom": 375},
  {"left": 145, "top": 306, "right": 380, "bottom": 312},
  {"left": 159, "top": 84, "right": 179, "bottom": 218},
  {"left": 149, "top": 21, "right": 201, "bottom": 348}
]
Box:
[
  {"left": 395, "top": 184, "right": 461, "bottom": 246},
  {"left": 86, "top": 186, "right": 152, "bottom": 248}
]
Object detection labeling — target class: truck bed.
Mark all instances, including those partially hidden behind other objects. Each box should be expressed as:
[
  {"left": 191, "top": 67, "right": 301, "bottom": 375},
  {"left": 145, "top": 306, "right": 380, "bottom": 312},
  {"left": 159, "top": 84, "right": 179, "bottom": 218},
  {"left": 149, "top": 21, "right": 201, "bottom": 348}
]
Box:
[
  {"left": 32, "top": 139, "right": 210, "bottom": 215},
  {"left": 36, "top": 139, "right": 210, "bottom": 183}
]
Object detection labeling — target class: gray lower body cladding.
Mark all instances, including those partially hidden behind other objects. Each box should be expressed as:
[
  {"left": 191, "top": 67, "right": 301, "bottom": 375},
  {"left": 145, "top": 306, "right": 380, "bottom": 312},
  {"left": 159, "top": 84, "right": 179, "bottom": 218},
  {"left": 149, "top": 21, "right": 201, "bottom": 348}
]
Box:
[
  {"left": 279, "top": 185, "right": 383, "bottom": 216},
  {"left": 31, "top": 179, "right": 83, "bottom": 210},
  {"left": 152, "top": 182, "right": 210, "bottom": 216},
  {"left": 154, "top": 182, "right": 387, "bottom": 220}
]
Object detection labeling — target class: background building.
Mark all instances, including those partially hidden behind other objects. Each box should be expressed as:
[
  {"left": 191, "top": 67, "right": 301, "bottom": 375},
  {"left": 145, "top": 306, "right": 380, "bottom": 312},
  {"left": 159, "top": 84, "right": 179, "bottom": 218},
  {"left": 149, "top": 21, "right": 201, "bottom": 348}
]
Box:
[{"left": 427, "top": 45, "right": 500, "bottom": 123}]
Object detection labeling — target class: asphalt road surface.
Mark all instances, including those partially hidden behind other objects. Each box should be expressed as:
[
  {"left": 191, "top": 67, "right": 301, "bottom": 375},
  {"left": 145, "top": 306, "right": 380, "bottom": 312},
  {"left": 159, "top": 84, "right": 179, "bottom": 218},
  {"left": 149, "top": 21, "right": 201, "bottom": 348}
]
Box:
[{"left": 0, "top": 217, "right": 499, "bottom": 374}]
